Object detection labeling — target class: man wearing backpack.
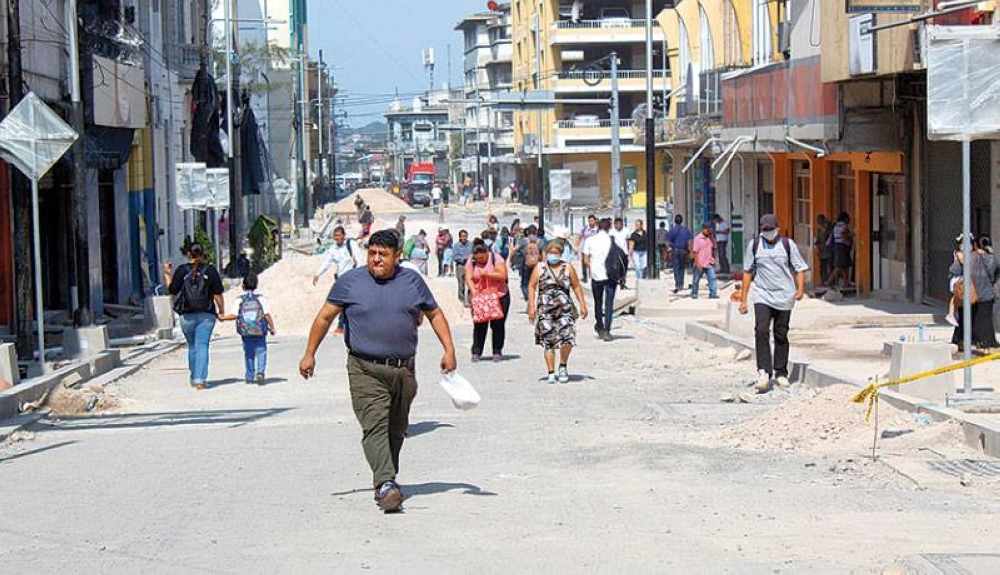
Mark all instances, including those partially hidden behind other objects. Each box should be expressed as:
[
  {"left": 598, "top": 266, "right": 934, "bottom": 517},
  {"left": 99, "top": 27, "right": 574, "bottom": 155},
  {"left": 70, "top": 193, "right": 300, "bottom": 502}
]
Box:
[
  {"left": 219, "top": 273, "right": 277, "bottom": 385},
  {"left": 583, "top": 218, "right": 624, "bottom": 341},
  {"left": 739, "top": 214, "right": 809, "bottom": 393},
  {"left": 163, "top": 244, "right": 226, "bottom": 390},
  {"left": 313, "top": 226, "right": 360, "bottom": 335},
  {"left": 515, "top": 225, "right": 544, "bottom": 300}
]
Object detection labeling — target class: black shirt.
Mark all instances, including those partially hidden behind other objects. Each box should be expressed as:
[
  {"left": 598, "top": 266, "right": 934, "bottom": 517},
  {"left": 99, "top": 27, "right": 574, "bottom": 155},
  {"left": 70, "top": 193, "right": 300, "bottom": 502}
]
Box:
[
  {"left": 168, "top": 263, "right": 224, "bottom": 314},
  {"left": 630, "top": 230, "right": 649, "bottom": 252}
]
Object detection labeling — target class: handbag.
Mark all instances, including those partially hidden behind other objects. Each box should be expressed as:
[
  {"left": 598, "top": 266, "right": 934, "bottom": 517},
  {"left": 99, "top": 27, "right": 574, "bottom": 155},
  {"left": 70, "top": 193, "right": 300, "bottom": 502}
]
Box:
[{"left": 470, "top": 277, "right": 505, "bottom": 324}]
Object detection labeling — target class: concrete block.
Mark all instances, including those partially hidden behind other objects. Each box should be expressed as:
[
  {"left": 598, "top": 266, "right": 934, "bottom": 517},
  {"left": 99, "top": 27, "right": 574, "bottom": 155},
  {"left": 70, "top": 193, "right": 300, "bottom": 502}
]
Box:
[
  {"left": 144, "top": 296, "right": 175, "bottom": 332},
  {"left": 725, "top": 300, "right": 755, "bottom": 339},
  {"left": 0, "top": 343, "right": 19, "bottom": 387},
  {"left": 887, "top": 341, "right": 956, "bottom": 403},
  {"left": 62, "top": 326, "right": 110, "bottom": 360},
  {"left": 155, "top": 327, "right": 175, "bottom": 341},
  {"left": 87, "top": 349, "right": 122, "bottom": 375}
]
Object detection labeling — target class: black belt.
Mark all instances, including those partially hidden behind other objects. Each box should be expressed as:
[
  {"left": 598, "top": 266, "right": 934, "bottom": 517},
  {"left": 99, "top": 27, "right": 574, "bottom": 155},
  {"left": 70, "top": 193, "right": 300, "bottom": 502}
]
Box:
[
  {"left": 349, "top": 351, "right": 414, "bottom": 368},
  {"left": 454, "top": 259, "right": 468, "bottom": 264}
]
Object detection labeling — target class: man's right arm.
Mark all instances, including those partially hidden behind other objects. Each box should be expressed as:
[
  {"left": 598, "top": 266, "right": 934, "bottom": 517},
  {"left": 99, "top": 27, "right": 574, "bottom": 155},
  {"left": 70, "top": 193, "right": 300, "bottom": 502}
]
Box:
[{"left": 299, "top": 302, "right": 342, "bottom": 379}]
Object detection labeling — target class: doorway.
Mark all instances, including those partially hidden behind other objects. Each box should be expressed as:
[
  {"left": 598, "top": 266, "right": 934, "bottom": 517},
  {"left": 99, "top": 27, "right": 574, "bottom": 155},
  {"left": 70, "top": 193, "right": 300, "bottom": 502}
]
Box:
[
  {"left": 98, "top": 169, "right": 119, "bottom": 305},
  {"left": 872, "top": 173, "right": 908, "bottom": 296}
]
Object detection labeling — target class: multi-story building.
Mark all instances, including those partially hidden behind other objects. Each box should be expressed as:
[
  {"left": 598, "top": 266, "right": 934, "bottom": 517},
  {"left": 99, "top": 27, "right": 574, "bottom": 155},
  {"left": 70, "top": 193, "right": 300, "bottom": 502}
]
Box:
[
  {"left": 456, "top": 4, "right": 516, "bottom": 197},
  {"left": 385, "top": 90, "right": 460, "bottom": 184},
  {"left": 511, "top": 0, "right": 672, "bottom": 207}
]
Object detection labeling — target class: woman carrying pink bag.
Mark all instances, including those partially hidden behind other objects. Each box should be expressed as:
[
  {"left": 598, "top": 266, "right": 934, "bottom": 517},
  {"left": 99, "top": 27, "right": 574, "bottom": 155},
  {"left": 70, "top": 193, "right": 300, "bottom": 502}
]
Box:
[{"left": 465, "top": 237, "right": 510, "bottom": 362}]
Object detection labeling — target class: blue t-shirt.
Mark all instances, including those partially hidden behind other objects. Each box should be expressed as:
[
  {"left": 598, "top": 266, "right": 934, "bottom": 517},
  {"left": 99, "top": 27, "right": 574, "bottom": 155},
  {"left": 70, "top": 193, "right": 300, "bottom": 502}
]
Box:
[
  {"left": 328, "top": 266, "right": 438, "bottom": 359},
  {"left": 666, "top": 225, "right": 694, "bottom": 250}
]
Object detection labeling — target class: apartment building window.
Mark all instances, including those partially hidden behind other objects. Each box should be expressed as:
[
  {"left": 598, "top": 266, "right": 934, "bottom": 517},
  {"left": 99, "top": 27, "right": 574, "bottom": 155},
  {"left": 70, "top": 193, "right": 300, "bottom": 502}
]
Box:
[
  {"left": 757, "top": 159, "right": 774, "bottom": 217},
  {"left": 699, "top": 5, "right": 715, "bottom": 72},
  {"left": 752, "top": 0, "right": 773, "bottom": 66},
  {"left": 723, "top": 0, "right": 743, "bottom": 67}
]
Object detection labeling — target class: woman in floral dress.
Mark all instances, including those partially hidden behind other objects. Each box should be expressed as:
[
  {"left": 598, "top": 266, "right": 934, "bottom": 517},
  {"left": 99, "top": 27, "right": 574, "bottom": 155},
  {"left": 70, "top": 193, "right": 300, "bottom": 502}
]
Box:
[{"left": 528, "top": 240, "right": 589, "bottom": 383}]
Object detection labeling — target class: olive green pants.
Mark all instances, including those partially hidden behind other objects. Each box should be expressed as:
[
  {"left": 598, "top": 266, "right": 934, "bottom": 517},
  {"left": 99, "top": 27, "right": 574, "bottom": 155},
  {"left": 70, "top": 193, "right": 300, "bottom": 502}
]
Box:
[{"left": 346, "top": 355, "right": 418, "bottom": 488}]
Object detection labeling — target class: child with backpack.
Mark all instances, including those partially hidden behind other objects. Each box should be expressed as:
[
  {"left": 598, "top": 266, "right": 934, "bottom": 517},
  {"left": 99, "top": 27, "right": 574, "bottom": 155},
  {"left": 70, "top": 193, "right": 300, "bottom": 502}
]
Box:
[{"left": 219, "top": 273, "right": 276, "bottom": 385}]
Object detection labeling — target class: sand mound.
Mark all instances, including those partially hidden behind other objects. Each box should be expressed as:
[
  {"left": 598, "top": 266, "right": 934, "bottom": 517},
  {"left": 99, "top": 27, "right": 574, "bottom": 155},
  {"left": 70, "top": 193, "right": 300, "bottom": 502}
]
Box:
[
  {"left": 47, "top": 384, "right": 124, "bottom": 416},
  {"left": 330, "top": 188, "right": 412, "bottom": 215},
  {"left": 704, "top": 384, "right": 914, "bottom": 454}
]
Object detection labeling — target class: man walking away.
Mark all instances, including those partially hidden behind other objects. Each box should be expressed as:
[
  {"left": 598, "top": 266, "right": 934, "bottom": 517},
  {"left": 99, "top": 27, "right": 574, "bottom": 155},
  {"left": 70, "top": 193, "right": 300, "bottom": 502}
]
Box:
[
  {"left": 690, "top": 223, "right": 719, "bottom": 299},
  {"left": 299, "top": 230, "right": 458, "bottom": 513},
  {"left": 667, "top": 215, "right": 694, "bottom": 294},
  {"left": 713, "top": 214, "right": 731, "bottom": 275},
  {"left": 452, "top": 230, "right": 473, "bottom": 306},
  {"left": 583, "top": 218, "right": 620, "bottom": 341},
  {"left": 655, "top": 221, "right": 669, "bottom": 272},
  {"left": 610, "top": 218, "right": 630, "bottom": 289},
  {"left": 313, "top": 226, "right": 359, "bottom": 336},
  {"left": 579, "top": 214, "right": 599, "bottom": 283},
  {"left": 739, "top": 214, "right": 809, "bottom": 394},
  {"left": 814, "top": 214, "right": 833, "bottom": 286}
]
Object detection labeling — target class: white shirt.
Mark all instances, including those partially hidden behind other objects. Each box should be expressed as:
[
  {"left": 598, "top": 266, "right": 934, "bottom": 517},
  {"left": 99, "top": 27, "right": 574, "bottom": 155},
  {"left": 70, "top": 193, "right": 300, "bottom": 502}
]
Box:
[
  {"left": 610, "top": 228, "right": 629, "bottom": 251},
  {"left": 715, "top": 220, "right": 731, "bottom": 243},
  {"left": 583, "top": 232, "right": 613, "bottom": 282},
  {"left": 431, "top": 186, "right": 442, "bottom": 200},
  {"left": 316, "top": 240, "right": 359, "bottom": 278},
  {"left": 227, "top": 290, "right": 270, "bottom": 315}
]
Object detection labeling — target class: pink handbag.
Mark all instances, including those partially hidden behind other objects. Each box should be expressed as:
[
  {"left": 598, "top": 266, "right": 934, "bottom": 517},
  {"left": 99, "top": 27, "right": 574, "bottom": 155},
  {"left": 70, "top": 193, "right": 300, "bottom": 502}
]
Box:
[{"left": 470, "top": 277, "right": 504, "bottom": 324}]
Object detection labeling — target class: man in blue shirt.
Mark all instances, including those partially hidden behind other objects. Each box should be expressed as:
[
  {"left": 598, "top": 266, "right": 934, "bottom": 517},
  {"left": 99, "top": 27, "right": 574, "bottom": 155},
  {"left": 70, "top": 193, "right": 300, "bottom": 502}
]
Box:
[
  {"left": 300, "top": 230, "right": 458, "bottom": 513},
  {"left": 666, "top": 215, "right": 695, "bottom": 294}
]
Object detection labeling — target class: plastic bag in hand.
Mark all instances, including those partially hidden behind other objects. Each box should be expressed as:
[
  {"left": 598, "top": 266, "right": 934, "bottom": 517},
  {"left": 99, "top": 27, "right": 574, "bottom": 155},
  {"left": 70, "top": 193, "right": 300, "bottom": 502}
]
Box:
[{"left": 438, "top": 372, "right": 481, "bottom": 410}]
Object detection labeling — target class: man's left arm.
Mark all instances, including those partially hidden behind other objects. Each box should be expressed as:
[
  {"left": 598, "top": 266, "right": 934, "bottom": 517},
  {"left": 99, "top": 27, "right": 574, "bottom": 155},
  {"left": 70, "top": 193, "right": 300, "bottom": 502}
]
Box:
[{"left": 424, "top": 307, "right": 457, "bottom": 373}]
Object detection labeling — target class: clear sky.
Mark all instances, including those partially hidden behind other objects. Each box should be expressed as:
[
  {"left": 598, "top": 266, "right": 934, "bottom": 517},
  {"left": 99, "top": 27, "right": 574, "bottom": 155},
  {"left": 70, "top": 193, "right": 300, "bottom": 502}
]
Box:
[{"left": 308, "top": 0, "right": 483, "bottom": 127}]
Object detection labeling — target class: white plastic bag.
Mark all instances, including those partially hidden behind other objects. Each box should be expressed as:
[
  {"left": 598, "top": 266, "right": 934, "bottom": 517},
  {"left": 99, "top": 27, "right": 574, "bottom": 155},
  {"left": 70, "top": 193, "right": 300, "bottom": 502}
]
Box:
[{"left": 438, "top": 372, "right": 481, "bottom": 410}]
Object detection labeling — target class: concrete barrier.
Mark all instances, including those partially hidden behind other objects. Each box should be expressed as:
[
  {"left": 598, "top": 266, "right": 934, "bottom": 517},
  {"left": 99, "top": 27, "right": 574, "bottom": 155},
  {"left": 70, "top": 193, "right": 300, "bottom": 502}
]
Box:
[
  {"left": 0, "top": 343, "right": 19, "bottom": 387},
  {"left": 144, "top": 296, "right": 175, "bottom": 332},
  {"left": 887, "top": 341, "right": 957, "bottom": 403},
  {"left": 724, "top": 300, "right": 755, "bottom": 339},
  {"left": 62, "top": 325, "right": 110, "bottom": 360}
]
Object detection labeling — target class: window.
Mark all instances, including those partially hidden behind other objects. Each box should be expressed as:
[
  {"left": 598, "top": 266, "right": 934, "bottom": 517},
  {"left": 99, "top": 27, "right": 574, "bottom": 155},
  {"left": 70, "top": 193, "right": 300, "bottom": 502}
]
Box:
[
  {"left": 699, "top": 4, "right": 715, "bottom": 72},
  {"left": 830, "top": 162, "right": 856, "bottom": 222},
  {"left": 792, "top": 161, "right": 811, "bottom": 246},
  {"left": 724, "top": 0, "right": 743, "bottom": 66},
  {"left": 752, "top": 0, "right": 773, "bottom": 65},
  {"left": 757, "top": 159, "right": 774, "bottom": 217}
]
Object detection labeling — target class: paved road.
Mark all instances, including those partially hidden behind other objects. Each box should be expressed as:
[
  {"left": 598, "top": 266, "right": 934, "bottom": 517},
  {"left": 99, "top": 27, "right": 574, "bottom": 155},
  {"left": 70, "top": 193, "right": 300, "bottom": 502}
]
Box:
[{"left": 2, "top": 291, "right": 1000, "bottom": 573}]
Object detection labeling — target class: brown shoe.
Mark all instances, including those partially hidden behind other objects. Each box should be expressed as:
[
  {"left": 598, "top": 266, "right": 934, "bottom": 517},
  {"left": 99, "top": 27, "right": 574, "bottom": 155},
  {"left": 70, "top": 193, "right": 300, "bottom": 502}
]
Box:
[{"left": 376, "top": 481, "right": 403, "bottom": 513}]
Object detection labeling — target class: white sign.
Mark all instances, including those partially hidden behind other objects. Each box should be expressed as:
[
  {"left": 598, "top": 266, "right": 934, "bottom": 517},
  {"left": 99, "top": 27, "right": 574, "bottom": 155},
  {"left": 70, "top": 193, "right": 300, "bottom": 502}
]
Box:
[
  {"left": 549, "top": 169, "right": 572, "bottom": 201},
  {"left": 206, "top": 168, "right": 230, "bottom": 209},
  {"left": 927, "top": 26, "right": 1000, "bottom": 141},
  {"left": 175, "top": 163, "right": 209, "bottom": 210},
  {"left": 849, "top": 15, "right": 875, "bottom": 76},
  {"left": 0, "top": 92, "right": 78, "bottom": 181}
]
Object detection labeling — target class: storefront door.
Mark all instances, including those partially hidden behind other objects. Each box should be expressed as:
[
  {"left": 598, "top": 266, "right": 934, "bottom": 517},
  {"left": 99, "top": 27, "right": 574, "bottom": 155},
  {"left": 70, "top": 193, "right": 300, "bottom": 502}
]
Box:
[{"left": 872, "top": 174, "right": 908, "bottom": 296}]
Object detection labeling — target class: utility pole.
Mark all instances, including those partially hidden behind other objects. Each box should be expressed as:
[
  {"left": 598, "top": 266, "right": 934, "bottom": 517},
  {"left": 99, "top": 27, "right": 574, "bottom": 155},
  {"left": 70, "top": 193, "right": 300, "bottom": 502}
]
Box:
[
  {"left": 534, "top": 14, "right": 545, "bottom": 236},
  {"left": 66, "top": 0, "right": 93, "bottom": 325},
  {"left": 224, "top": 0, "right": 243, "bottom": 276},
  {"left": 8, "top": 0, "right": 34, "bottom": 358},
  {"left": 317, "top": 50, "right": 325, "bottom": 205},
  {"left": 299, "top": 49, "right": 310, "bottom": 227},
  {"left": 330, "top": 93, "right": 337, "bottom": 195},
  {"left": 644, "top": 0, "right": 659, "bottom": 278},
  {"left": 610, "top": 52, "right": 623, "bottom": 219}
]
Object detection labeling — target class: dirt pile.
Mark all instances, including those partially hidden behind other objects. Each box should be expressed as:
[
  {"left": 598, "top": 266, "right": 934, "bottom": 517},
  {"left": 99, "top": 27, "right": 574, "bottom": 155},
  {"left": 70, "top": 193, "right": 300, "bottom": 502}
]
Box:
[
  {"left": 330, "top": 188, "right": 412, "bottom": 215},
  {"left": 703, "top": 384, "right": 921, "bottom": 454},
  {"left": 46, "top": 384, "right": 124, "bottom": 416}
]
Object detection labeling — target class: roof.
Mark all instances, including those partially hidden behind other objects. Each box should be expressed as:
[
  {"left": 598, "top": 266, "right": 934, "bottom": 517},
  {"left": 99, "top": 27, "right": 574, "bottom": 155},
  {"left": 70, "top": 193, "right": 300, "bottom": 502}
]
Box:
[{"left": 455, "top": 13, "right": 497, "bottom": 31}]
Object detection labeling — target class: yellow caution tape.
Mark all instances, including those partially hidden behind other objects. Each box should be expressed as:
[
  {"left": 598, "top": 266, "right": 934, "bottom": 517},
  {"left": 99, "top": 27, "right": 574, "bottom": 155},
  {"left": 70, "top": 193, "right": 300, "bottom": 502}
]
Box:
[{"left": 851, "top": 352, "right": 1000, "bottom": 420}]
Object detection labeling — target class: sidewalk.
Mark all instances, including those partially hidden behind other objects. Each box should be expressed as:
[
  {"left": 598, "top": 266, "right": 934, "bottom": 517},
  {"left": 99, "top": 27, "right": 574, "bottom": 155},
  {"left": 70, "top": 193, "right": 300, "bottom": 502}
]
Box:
[{"left": 624, "top": 265, "right": 1000, "bottom": 457}]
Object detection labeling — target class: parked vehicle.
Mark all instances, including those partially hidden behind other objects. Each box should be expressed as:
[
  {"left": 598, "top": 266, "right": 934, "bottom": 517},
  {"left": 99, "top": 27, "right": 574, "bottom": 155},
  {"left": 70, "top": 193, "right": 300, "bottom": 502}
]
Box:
[
  {"left": 406, "top": 183, "right": 433, "bottom": 207},
  {"left": 599, "top": 7, "right": 631, "bottom": 27},
  {"left": 572, "top": 113, "right": 601, "bottom": 128}
]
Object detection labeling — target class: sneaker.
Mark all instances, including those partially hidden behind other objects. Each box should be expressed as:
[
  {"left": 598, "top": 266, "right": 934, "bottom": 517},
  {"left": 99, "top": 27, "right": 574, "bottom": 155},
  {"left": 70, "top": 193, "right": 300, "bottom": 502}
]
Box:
[
  {"left": 754, "top": 370, "right": 773, "bottom": 394},
  {"left": 557, "top": 366, "right": 570, "bottom": 383},
  {"left": 546, "top": 372, "right": 557, "bottom": 384},
  {"left": 775, "top": 376, "right": 791, "bottom": 389},
  {"left": 600, "top": 331, "right": 614, "bottom": 342},
  {"left": 690, "top": 294, "right": 698, "bottom": 299},
  {"left": 708, "top": 295, "right": 720, "bottom": 299},
  {"left": 471, "top": 354, "right": 481, "bottom": 363},
  {"left": 945, "top": 313, "right": 959, "bottom": 327},
  {"left": 672, "top": 288, "right": 680, "bottom": 294},
  {"left": 376, "top": 481, "right": 403, "bottom": 513},
  {"left": 492, "top": 353, "right": 503, "bottom": 362},
  {"left": 255, "top": 373, "right": 265, "bottom": 386}
]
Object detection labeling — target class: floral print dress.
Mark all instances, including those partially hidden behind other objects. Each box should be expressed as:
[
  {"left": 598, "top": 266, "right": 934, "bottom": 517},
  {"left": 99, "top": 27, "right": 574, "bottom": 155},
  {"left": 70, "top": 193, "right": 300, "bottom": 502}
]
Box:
[{"left": 535, "top": 264, "right": 577, "bottom": 350}]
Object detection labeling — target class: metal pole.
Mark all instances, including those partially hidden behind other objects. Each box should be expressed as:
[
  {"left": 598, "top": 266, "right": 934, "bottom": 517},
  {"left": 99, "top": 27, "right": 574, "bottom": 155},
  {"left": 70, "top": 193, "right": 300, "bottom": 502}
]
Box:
[
  {"left": 610, "top": 51, "right": 622, "bottom": 218},
  {"left": 225, "top": 0, "right": 241, "bottom": 275},
  {"left": 487, "top": 107, "right": 494, "bottom": 202},
  {"left": 299, "top": 49, "right": 310, "bottom": 226},
  {"left": 318, "top": 50, "right": 325, "bottom": 205},
  {"left": 30, "top": 177, "right": 45, "bottom": 370},
  {"left": 66, "top": 0, "right": 93, "bottom": 325},
  {"left": 534, "top": 15, "right": 544, "bottom": 236},
  {"left": 962, "top": 138, "right": 973, "bottom": 393},
  {"left": 645, "top": 0, "right": 659, "bottom": 279}
]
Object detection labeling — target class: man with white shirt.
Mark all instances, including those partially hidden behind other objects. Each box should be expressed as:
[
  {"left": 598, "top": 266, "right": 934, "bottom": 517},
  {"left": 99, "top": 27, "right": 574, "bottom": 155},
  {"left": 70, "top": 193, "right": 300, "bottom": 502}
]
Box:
[
  {"left": 582, "top": 218, "right": 617, "bottom": 341},
  {"left": 313, "top": 226, "right": 360, "bottom": 335}
]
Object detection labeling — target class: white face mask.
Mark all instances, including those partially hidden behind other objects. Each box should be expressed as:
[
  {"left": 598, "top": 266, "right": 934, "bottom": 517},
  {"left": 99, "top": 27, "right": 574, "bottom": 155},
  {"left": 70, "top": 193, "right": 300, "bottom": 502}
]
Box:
[{"left": 761, "top": 229, "right": 779, "bottom": 242}]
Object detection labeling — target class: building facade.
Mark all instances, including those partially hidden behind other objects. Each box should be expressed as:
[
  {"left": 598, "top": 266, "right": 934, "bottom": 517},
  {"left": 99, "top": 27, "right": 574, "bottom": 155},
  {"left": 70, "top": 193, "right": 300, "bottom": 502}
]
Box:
[{"left": 385, "top": 90, "right": 460, "bottom": 184}]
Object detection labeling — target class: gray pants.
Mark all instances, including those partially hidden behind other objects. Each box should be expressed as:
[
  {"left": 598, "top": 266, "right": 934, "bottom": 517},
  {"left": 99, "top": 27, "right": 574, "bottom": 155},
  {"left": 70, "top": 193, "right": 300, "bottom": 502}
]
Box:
[
  {"left": 455, "top": 262, "right": 468, "bottom": 305},
  {"left": 717, "top": 241, "right": 730, "bottom": 274}
]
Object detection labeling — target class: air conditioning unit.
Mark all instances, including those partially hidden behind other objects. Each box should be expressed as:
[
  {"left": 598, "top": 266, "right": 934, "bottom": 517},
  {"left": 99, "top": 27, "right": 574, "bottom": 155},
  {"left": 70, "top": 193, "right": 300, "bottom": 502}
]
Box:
[{"left": 777, "top": 21, "right": 791, "bottom": 56}]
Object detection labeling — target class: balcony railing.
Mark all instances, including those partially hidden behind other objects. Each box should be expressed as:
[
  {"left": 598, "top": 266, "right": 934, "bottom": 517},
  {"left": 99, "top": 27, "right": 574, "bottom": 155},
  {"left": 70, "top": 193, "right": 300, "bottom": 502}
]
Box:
[
  {"left": 555, "top": 119, "right": 637, "bottom": 129},
  {"left": 553, "top": 19, "right": 653, "bottom": 30},
  {"left": 556, "top": 69, "right": 669, "bottom": 81}
]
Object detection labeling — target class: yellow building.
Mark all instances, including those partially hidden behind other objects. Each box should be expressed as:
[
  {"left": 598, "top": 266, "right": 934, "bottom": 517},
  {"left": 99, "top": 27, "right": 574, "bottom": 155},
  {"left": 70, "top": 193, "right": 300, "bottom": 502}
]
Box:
[{"left": 511, "top": 1, "right": 671, "bottom": 208}]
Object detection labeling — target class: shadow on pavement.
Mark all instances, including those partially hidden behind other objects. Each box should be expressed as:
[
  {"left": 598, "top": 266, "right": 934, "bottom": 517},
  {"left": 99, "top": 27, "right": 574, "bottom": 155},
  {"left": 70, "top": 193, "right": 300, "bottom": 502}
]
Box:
[
  {"left": 407, "top": 421, "right": 456, "bottom": 437},
  {"left": 33, "top": 408, "right": 293, "bottom": 432},
  {"left": 0, "top": 440, "right": 77, "bottom": 464},
  {"left": 207, "top": 378, "right": 245, "bottom": 388},
  {"left": 405, "top": 481, "right": 498, "bottom": 499}
]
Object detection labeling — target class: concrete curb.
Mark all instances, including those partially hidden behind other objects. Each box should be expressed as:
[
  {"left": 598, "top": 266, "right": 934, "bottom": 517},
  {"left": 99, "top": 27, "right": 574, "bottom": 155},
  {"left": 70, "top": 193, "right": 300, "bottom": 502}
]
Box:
[
  {"left": 0, "top": 339, "right": 183, "bottom": 438},
  {"left": 683, "top": 320, "right": 1000, "bottom": 458}
]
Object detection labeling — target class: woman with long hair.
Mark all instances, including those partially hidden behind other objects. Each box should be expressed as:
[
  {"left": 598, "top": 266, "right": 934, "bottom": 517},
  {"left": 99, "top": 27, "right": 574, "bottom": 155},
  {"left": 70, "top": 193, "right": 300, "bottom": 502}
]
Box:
[
  {"left": 163, "top": 244, "right": 226, "bottom": 389},
  {"left": 466, "top": 238, "right": 510, "bottom": 362}
]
